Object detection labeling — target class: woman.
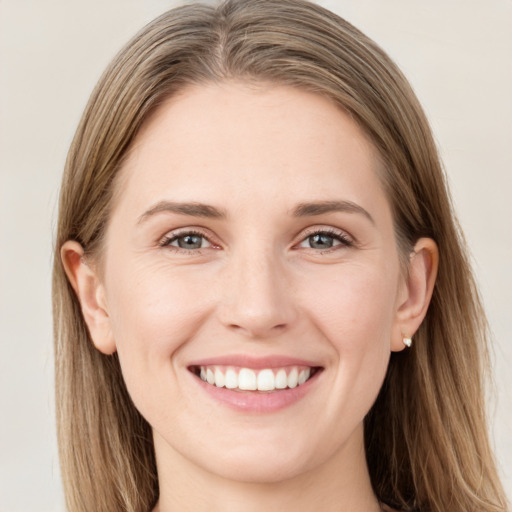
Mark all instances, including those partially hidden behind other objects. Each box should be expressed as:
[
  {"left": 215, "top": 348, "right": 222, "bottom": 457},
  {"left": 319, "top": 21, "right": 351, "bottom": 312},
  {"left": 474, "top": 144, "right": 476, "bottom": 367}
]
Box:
[{"left": 52, "top": 0, "right": 509, "bottom": 511}]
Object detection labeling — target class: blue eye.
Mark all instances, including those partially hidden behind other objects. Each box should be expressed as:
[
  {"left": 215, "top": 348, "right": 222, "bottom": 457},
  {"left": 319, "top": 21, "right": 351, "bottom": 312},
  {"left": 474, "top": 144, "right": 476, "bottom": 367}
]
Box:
[
  {"left": 308, "top": 233, "right": 337, "bottom": 249},
  {"left": 161, "top": 232, "right": 212, "bottom": 250},
  {"left": 298, "top": 230, "right": 352, "bottom": 250}
]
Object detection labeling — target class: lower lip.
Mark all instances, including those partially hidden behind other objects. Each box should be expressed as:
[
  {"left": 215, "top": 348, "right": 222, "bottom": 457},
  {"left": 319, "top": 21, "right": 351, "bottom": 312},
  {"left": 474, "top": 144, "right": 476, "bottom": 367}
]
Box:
[{"left": 190, "top": 370, "right": 322, "bottom": 413}]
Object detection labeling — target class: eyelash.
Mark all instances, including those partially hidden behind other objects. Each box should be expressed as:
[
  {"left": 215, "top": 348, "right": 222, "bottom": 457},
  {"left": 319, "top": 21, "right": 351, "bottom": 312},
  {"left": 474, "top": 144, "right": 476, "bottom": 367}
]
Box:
[
  {"left": 158, "top": 229, "right": 214, "bottom": 253},
  {"left": 299, "top": 227, "right": 354, "bottom": 252},
  {"left": 158, "top": 227, "right": 354, "bottom": 254}
]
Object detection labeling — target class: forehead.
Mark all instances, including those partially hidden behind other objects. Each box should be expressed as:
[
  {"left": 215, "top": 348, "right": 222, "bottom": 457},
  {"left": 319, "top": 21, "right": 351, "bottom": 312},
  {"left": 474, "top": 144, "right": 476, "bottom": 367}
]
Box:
[{"left": 113, "top": 81, "right": 387, "bottom": 218}]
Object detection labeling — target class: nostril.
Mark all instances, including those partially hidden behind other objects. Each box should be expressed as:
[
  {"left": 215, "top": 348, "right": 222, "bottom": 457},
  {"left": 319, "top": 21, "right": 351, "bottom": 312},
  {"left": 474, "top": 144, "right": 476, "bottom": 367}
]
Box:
[{"left": 226, "top": 322, "right": 289, "bottom": 337}]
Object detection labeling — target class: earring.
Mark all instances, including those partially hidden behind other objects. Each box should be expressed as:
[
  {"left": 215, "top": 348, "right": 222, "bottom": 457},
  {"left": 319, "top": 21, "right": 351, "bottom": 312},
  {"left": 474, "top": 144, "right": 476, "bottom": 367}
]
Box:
[{"left": 402, "top": 336, "right": 412, "bottom": 348}]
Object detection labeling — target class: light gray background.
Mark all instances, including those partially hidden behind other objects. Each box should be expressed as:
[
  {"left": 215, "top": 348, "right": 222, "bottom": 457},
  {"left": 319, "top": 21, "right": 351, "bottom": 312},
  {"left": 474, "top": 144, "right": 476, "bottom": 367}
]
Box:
[{"left": 0, "top": 1, "right": 510, "bottom": 510}]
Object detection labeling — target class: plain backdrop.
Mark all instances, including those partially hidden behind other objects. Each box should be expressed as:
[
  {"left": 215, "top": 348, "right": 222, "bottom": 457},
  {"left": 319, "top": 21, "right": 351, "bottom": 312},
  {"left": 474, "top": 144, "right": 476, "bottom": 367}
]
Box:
[{"left": 0, "top": 1, "right": 510, "bottom": 510}]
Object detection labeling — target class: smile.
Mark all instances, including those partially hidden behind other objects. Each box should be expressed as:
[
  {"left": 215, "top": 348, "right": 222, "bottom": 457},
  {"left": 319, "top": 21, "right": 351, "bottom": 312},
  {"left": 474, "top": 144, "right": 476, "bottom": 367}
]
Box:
[{"left": 191, "top": 365, "right": 321, "bottom": 392}]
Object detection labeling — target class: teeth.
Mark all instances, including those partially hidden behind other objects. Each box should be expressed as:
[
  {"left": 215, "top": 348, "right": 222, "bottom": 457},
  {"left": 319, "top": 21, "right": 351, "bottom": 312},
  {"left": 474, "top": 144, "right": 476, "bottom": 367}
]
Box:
[
  {"left": 288, "top": 367, "right": 298, "bottom": 388},
  {"left": 238, "top": 368, "right": 257, "bottom": 390},
  {"left": 275, "top": 369, "right": 287, "bottom": 389},
  {"left": 214, "top": 368, "right": 225, "bottom": 388},
  {"left": 196, "top": 365, "right": 316, "bottom": 391},
  {"left": 225, "top": 368, "right": 238, "bottom": 389},
  {"left": 257, "top": 369, "right": 275, "bottom": 391},
  {"left": 298, "top": 368, "right": 310, "bottom": 385}
]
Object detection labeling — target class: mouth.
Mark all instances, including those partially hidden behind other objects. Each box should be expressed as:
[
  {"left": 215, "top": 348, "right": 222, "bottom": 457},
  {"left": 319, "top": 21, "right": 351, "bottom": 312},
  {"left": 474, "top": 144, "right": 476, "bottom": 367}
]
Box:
[{"left": 188, "top": 365, "right": 323, "bottom": 393}]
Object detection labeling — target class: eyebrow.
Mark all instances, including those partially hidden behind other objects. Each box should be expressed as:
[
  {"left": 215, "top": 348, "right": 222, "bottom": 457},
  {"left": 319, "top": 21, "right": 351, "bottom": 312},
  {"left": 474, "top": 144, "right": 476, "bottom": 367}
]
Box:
[
  {"left": 137, "top": 201, "right": 227, "bottom": 224},
  {"left": 137, "top": 199, "right": 374, "bottom": 225},
  {"left": 292, "top": 200, "right": 375, "bottom": 224}
]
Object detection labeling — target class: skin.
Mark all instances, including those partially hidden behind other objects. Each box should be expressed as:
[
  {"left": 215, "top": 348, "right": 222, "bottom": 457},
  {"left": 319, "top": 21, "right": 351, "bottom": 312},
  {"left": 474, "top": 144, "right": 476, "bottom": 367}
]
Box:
[{"left": 63, "top": 82, "right": 438, "bottom": 512}]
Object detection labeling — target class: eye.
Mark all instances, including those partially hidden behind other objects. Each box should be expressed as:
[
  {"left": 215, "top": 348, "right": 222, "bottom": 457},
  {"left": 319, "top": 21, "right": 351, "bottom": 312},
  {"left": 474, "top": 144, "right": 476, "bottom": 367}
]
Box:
[
  {"left": 297, "top": 229, "right": 353, "bottom": 251},
  {"left": 160, "top": 231, "right": 213, "bottom": 251}
]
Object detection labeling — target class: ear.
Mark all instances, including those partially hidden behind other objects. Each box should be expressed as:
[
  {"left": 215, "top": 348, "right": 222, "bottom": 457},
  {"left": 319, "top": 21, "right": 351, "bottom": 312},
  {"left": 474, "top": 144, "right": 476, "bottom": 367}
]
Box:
[
  {"left": 60, "top": 240, "right": 117, "bottom": 355},
  {"left": 391, "top": 237, "right": 439, "bottom": 352}
]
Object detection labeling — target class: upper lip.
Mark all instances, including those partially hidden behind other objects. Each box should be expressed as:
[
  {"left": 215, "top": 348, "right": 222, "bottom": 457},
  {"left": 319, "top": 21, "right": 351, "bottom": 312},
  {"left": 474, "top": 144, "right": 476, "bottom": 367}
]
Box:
[{"left": 187, "top": 354, "right": 323, "bottom": 369}]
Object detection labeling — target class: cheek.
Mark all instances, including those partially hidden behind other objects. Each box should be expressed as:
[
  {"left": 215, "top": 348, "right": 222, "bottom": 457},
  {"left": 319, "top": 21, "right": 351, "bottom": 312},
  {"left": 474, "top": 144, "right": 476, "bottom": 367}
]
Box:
[
  {"left": 302, "top": 262, "right": 396, "bottom": 399},
  {"left": 301, "top": 262, "right": 398, "bottom": 350},
  {"left": 102, "top": 262, "right": 222, "bottom": 431},
  {"left": 103, "top": 261, "right": 215, "bottom": 392},
  {"left": 300, "top": 265, "right": 396, "bottom": 431},
  {"left": 107, "top": 259, "right": 210, "bottom": 339}
]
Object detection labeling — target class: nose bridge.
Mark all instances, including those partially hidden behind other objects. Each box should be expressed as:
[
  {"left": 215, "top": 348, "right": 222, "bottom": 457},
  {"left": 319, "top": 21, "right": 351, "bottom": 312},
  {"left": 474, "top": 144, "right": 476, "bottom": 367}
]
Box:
[{"left": 219, "top": 240, "right": 296, "bottom": 338}]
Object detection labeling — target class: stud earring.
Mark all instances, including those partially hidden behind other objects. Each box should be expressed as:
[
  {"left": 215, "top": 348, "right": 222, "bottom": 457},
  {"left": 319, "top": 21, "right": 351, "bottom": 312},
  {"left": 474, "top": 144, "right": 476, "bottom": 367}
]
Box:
[{"left": 402, "top": 336, "right": 412, "bottom": 348}]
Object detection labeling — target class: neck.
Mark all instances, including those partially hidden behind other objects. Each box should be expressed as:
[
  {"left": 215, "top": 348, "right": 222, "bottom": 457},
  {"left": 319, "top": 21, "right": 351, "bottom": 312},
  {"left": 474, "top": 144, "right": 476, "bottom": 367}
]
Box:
[{"left": 152, "top": 425, "right": 381, "bottom": 512}]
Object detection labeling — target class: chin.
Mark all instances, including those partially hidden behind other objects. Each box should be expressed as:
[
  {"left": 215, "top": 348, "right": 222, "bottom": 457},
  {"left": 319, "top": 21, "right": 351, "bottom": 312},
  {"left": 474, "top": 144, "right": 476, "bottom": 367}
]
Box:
[
  {"left": 199, "top": 450, "right": 316, "bottom": 485},
  {"left": 158, "top": 427, "right": 320, "bottom": 485}
]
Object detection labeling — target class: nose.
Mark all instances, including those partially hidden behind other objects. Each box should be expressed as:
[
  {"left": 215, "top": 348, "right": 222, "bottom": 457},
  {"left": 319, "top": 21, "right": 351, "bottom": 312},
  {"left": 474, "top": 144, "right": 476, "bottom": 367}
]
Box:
[{"left": 217, "top": 247, "right": 298, "bottom": 339}]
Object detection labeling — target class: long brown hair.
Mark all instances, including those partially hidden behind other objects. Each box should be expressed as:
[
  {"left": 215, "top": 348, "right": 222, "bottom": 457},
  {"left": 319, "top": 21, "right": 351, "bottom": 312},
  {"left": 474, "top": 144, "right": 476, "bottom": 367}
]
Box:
[{"left": 52, "top": 1, "right": 508, "bottom": 511}]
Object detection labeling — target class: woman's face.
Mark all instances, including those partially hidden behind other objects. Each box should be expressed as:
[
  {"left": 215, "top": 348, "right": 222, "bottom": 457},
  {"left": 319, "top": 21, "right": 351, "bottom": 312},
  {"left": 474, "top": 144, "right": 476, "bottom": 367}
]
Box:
[{"left": 94, "top": 82, "right": 410, "bottom": 482}]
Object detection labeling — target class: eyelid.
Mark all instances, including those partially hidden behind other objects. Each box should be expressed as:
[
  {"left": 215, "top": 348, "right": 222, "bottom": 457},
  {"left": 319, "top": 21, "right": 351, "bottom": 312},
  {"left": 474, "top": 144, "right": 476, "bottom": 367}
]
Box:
[
  {"left": 158, "top": 227, "right": 221, "bottom": 251},
  {"left": 294, "top": 226, "right": 355, "bottom": 250},
  {"left": 156, "top": 225, "right": 355, "bottom": 253}
]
